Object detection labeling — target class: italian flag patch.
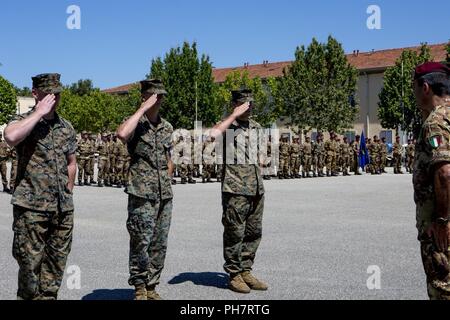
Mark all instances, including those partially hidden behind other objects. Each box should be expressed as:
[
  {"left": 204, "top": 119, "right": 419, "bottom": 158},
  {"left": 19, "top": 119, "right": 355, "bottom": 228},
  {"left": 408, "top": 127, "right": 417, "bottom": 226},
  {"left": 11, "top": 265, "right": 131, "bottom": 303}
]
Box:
[{"left": 429, "top": 135, "right": 442, "bottom": 149}]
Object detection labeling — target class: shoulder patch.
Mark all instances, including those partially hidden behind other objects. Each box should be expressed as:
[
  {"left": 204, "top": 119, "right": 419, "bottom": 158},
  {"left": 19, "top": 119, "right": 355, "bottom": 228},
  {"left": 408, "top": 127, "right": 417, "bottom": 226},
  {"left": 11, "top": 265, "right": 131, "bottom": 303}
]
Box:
[{"left": 429, "top": 135, "right": 443, "bottom": 149}]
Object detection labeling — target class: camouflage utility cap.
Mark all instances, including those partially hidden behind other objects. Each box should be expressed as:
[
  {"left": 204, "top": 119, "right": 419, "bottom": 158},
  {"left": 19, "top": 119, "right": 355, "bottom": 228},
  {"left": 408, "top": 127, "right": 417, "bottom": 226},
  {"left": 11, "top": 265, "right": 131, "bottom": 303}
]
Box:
[
  {"left": 32, "top": 73, "right": 63, "bottom": 94},
  {"left": 140, "top": 79, "right": 168, "bottom": 96}
]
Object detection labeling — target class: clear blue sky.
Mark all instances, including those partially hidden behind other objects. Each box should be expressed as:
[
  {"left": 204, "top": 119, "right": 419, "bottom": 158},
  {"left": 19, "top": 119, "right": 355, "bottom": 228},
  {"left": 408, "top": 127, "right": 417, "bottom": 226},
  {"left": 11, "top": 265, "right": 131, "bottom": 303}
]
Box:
[{"left": 1, "top": 0, "right": 448, "bottom": 89}]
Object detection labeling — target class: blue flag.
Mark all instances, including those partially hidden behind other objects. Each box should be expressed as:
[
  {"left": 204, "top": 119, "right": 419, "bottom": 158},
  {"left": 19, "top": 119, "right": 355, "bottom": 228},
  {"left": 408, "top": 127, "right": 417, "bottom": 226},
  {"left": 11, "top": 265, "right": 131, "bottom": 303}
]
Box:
[{"left": 359, "top": 131, "right": 369, "bottom": 169}]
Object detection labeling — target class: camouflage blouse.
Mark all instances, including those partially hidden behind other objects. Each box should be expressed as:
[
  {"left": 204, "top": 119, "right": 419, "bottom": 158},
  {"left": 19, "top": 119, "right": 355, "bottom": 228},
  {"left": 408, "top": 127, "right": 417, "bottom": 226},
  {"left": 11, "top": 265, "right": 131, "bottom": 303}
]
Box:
[
  {"left": 9, "top": 111, "right": 77, "bottom": 212},
  {"left": 413, "top": 103, "right": 450, "bottom": 234},
  {"left": 221, "top": 119, "right": 265, "bottom": 196},
  {"left": 125, "top": 115, "right": 173, "bottom": 201}
]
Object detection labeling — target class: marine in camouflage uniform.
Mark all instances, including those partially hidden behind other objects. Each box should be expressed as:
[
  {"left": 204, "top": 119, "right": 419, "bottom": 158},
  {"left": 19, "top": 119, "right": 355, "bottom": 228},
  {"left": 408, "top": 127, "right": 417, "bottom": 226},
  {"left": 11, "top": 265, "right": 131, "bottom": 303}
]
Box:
[
  {"left": 278, "top": 136, "right": 290, "bottom": 179},
  {"left": 380, "top": 137, "right": 388, "bottom": 174},
  {"left": 108, "top": 134, "right": 117, "bottom": 186},
  {"left": 118, "top": 79, "right": 173, "bottom": 300},
  {"left": 114, "top": 139, "right": 129, "bottom": 188},
  {"left": 0, "top": 132, "right": 12, "bottom": 193},
  {"left": 351, "top": 135, "right": 362, "bottom": 175},
  {"left": 302, "top": 136, "right": 312, "bottom": 178},
  {"left": 262, "top": 136, "right": 272, "bottom": 180},
  {"left": 89, "top": 133, "right": 97, "bottom": 184},
  {"left": 412, "top": 62, "right": 450, "bottom": 300},
  {"left": 406, "top": 139, "right": 416, "bottom": 173},
  {"left": 214, "top": 89, "right": 268, "bottom": 294},
  {"left": 96, "top": 133, "right": 110, "bottom": 187},
  {"left": 202, "top": 136, "right": 216, "bottom": 183},
  {"left": 289, "top": 137, "right": 301, "bottom": 178},
  {"left": 77, "top": 131, "right": 93, "bottom": 185},
  {"left": 177, "top": 137, "right": 196, "bottom": 185},
  {"left": 368, "top": 136, "right": 381, "bottom": 175},
  {"left": 393, "top": 136, "right": 404, "bottom": 174},
  {"left": 340, "top": 137, "right": 351, "bottom": 176},
  {"left": 312, "top": 134, "right": 325, "bottom": 177},
  {"left": 324, "top": 132, "right": 338, "bottom": 177},
  {"left": 6, "top": 73, "right": 77, "bottom": 300}
]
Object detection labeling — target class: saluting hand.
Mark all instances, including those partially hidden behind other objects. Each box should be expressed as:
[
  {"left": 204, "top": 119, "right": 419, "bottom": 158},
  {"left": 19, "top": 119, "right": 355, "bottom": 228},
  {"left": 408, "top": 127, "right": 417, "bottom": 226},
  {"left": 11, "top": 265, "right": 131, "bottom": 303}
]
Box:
[
  {"left": 232, "top": 102, "right": 251, "bottom": 118},
  {"left": 140, "top": 94, "right": 159, "bottom": 113},
  {"left": 35, "top": 94, "right": 57, "bottom": 117}
]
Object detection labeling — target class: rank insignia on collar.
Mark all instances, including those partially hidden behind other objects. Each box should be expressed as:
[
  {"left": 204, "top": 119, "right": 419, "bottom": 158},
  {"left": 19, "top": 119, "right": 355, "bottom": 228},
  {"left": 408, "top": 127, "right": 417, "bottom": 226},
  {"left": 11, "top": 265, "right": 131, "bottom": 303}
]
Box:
[{"left": 429, "top": 135, "right": 443, "bottom": 149}]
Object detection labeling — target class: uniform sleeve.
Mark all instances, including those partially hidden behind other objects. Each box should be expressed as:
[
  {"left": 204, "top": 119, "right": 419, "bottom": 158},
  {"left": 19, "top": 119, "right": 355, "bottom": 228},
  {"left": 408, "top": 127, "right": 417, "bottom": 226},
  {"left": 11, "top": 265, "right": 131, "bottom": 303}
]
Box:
[
  {"left": 424, "top": 121, "right": 450, "bottom": 166},
  {"left": 67, "top": 125, "right": 78, "bottom": 155}
]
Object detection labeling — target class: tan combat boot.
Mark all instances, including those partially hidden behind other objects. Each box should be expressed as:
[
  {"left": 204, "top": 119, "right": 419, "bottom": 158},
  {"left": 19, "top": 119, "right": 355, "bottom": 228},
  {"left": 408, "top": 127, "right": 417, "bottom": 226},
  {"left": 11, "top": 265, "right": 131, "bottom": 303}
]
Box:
[
  {"left": 134, "top": 284, "right": 147, "bottom": 300},
  {"left": 241, "top": 271, "right": 268, "bottom": 291},
  {"left": 146, "top": 285, "right": 162, "bottom": 300},
  {"left": 228, "top": 274, "right": 251, "bottom": 294}
]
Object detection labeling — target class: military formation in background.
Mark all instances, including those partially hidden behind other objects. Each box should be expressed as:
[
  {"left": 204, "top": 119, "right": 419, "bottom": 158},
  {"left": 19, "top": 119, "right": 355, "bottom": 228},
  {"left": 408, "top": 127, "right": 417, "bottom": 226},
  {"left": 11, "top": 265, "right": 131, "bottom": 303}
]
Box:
[{"left": 1, "top": 129, "right": 418, "bottom": 194}]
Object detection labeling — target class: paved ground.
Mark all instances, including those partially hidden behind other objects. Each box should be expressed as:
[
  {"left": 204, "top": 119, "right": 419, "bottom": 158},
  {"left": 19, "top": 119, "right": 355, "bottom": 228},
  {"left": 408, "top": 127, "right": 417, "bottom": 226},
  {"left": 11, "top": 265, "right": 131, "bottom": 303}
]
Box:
[{"left": 0, "top": 168, "right": 428, "bottom": 300}]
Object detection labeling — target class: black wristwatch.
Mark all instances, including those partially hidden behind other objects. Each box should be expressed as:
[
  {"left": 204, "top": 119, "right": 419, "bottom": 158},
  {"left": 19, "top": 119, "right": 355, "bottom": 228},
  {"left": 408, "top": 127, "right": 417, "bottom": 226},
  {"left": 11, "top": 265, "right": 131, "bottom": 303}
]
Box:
[{"left": 436, "top": 217, "right": 450, "bottom": 225}]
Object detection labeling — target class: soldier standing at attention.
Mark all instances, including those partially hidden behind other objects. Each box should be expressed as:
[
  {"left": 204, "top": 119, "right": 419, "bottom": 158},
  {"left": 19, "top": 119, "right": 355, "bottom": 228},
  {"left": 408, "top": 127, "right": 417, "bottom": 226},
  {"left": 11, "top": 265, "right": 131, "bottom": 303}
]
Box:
[
  {"left": 278, "top": 135, "right": 290, "bottom": 179},
  {"left": 289, "top": 136, "right": 301, "bottom": 179},
  {"left": 116, "top": 79, "right": 174, "bottom": 300},
  {"left": 96, "top": 133, "right": 110, "bottom": 187},
  {"left": 340, "top": 137, "right": 351, "bottom": 176},
  {"left": 211, "top": 89, "right": 268, "bottom": 294},
  {"left": 406, "top": 139, "right": 416, "bottom": 174},
  {"left": 77, "top": 131, "right": 92, "bottom": 186},
  {"left": 351, "top": 135, "right": 362, "bottom": 175},
  {"left": 380, "top": 137, "right": 388, "bottom": 174},
  {"left": 108, "top": 134, "right": 117, "bottom": 186},
  {"left": 412, "top": 62, "right": 450, "bottom": 300},
  {"left": 4, "top": 73, "right": 77, "bottom": 300},
  {"left": 0, "top": 132, "right": 11, "bottom": 193},
  {"left": 302, "top": 136, "right": 312, "bottom": 178},
  {"left": 325, "top": 131, "right": 338, "bottom": 177},
  {"left": 393, "top": 136, "right": 404, "bottom": 174},
  {"left": 89, "top": 133, "right": 97, "bottom": 185},
  {"left": 312, "top": 134, "right": 325, "bottom": 177}
]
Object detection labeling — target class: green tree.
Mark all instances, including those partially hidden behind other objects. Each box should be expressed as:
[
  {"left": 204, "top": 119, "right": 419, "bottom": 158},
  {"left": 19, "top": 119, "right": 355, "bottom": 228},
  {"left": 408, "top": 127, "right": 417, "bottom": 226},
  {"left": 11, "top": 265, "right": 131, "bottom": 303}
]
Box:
[
  {"left": 147, "top": 42, "right": 221, "bottom": 129},
  {"left": 14, "top": 86, "right": 32, "bottom": 97},
  {"left": 280, "top": 36, "right": 358, "bottom": 133},
  {"left": 215, "top": 70, "right": 282, "bottom": 127},
  {"left": 446, "top": 40, "right": 450, "bottom": 65},
  {"left": 68, "top": 79, "right": 94, "bottom": 96},
  {"left": 378, "top": 44, "right": 432, "bottom": 137},
  {"left": 0, "top": 75, "right": 17, "bottom": 125}
]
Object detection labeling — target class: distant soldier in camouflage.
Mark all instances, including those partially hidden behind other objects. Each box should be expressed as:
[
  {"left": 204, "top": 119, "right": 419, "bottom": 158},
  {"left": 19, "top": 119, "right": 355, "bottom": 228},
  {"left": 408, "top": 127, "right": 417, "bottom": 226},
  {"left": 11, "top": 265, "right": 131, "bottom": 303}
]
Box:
[
  {"left": 302, "top": 136, "right": 312, "bottom": 178},
  {"left": 325, "top": 132, "right": 338, "bottom": 177},
  {"left": 108, "top": 134, "right": 117, "bottom": 186},
  {"left": 289, "top": 136, "right": 301, "bottom": 178},
  {"left": 211, "top": 89, "right": 268, "bottom": 294},
  {"left": 412, "top": 62, "right": 450, "bottom": 300},
  {"left": 177, "top": 136, "right": 196, "bottom": 185},
  {"left": 380, "top": 137, "right": 388, "bottom": 174},
  {"left": 262, "top": 136, "right": 272, "bottom": 180},
  {"left": 369, "top": 135, "right": 381, "bottom": 175},
  {"left": 279, "top": 135, "right": 290, "bottom": 179},
  {"left": 77, "top": 131, "right": 93, "bottom": 185},
  {"left": 406, "top": 139, "right": 416, "bottom": 173},
  {"left": 366, "top": 138, "right": 372, "bottom": 173},
  {"left": 393, "top": 136, "right": 404, "bottom": 174},
  {"left": 351, "top": 135, "right": 362, "bottom": 175},
  {"left": 97, "top": 133, "right": 110, "bottom": 187},
  {"left": 4, "top": 73, "right": 77, "bottom": 300},
  {"left": 89, "top": 133, "right": 97, "bottom": 184},
  {"left": 114, "top": 138, "right": 129, "bottom": 188},
  {"left": 202, "top": 136, "right": 216, "bottom": 183},
  {"left": 117, "top": 79, "right": 174, "bottom": 300},
  {"left": 0, "top": 132, "right": 11, "bottom": 193},
  {"left": 312, "top": 134, "right": 325, "bottom": 177},
  {"left": 340, "top": 137, "right": 351, "bottom": 176},
  {"left": 336, "top": 137, "right": 342, "bottom": 173}
]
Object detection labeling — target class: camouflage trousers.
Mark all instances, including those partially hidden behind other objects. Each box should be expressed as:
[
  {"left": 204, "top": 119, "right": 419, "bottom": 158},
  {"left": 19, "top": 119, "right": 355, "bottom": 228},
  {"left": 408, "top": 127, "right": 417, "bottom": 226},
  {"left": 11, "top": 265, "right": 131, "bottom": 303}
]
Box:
[
  {"left": 127, "top": 195, "right": 173, "bottom": 287},
  {"left": 179, "top": 163, "right": 194, "bottom": 180},
  {"left": 77, "top": 157, "right": 92, "bottom": 182},
  {"left": 341, "top": 156, "right": 350, "bottom": 174},
  {"left": 326, "top": 154, "right": 336, "bottom": 174},
  {"left": 352, "top": 154, "right": 360, "bottom": 173},
  {"left": 202, "top": 163, "right": 215, "bottom": 180},
  {"left": 0, "top": 159, "right": 8, "bottom": 188},
  {"left": 97, "top": 157, "right": 110, "bottom": 184},
  {"left": 302, "top": 156, "right": 311, "bottom": 174},
  {"left": 419, "top": 233, "right": 450, "bottom": 300},
  {"left": 12, "top": 206, "right": 73, "bottom": 300},
  {"left": 115, "top": 159, "right": 127, "bottom": 185},
  {"left": 313, "top": 156, "right": 324, "bottom": 175},
  {"left": 407, "top": 156, "right": 414, "bottom": 172},
  {"left": 393, "top": 154, "right": 402, "bottom": 172},
  {"left": 290, "top": 156, "right": 300, "bottom": 176},
  {"left": 279, "top": 155, "right": 290, "bottom": 176},
  {"left": 222, "top": 193, "right": 264, "bottom": 275}
]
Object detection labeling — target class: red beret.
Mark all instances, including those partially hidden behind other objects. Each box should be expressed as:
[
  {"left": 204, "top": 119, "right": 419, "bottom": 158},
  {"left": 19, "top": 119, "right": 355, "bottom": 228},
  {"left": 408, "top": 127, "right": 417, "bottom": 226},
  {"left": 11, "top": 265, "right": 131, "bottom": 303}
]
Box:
[{"left": 414, "top": 62, "right": 450, "bottom": 80}]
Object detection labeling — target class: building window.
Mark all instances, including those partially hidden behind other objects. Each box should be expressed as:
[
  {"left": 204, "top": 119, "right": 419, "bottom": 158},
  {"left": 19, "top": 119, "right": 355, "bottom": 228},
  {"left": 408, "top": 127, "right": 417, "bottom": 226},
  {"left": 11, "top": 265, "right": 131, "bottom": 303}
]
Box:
[
  {"left": 380, "top": 130, "right": 393, "bottom": 144},
  {"left": 343, "top": 131, "right": 356, "bottom": 143}
]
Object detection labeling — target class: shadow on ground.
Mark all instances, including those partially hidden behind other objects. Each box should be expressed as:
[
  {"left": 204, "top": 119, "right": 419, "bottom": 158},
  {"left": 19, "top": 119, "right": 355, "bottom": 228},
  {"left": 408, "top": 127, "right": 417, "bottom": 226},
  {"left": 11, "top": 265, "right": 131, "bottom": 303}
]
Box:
[
  {"left": 168, "top": 272, "right": 229, "bottom": 289},
  {"left": 82, "top": 289, "right": 134, "bottom": 300}
]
